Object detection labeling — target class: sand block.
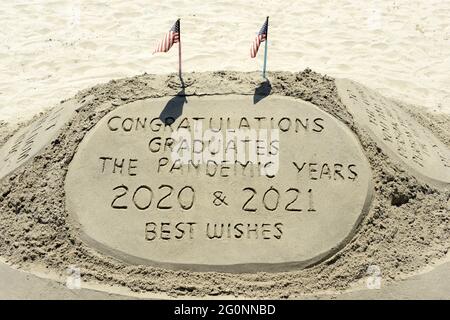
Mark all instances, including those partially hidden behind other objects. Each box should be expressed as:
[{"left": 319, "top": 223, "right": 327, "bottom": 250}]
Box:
[
  {"left": 336, "top": 79, "right": 450, "bottom": 186},
  {"left": 65, "top": 95, "right": 372, "bottom": 272},
  {"left": 0, "top": 99, "right": 80, "bottom": 180}
]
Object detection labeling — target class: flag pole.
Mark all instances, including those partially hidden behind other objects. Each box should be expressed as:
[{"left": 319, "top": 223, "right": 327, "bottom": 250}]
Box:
[
  {"left": 178, "top": 19, "right": 182, "bottom": 81},
  {"left": 262, "top": 16, "right": 269, "bottom": 79}
]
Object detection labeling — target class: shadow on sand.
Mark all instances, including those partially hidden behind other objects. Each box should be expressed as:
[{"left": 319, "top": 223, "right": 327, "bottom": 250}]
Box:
[
  {"left": 253, "top": 79, "right": 272, "bottom": 104},
  {"left": 159, "top": 78, "right": 187, "bottom": 124}
]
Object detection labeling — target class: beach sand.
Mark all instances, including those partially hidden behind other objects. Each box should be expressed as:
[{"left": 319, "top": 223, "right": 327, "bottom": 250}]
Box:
[{"left": 1, "top": 0, "right": 449, "bottom": 124}]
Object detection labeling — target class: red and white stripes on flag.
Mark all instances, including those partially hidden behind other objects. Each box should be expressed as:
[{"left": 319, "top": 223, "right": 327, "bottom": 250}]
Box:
[
  {"left": 153, "top": 19, "right": 180, "bottom": 54},
  {"left": 250, "top": 17, "right": 268, "bottom": 58}
]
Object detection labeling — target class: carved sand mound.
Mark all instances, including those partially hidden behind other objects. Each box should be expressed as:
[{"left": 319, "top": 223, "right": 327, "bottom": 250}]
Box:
[
  {"left": 336, "top": 79, "right": 450, "bottom": 186},
  {"left": 0, "top": 70, "right": 448, "bottom": 298}
]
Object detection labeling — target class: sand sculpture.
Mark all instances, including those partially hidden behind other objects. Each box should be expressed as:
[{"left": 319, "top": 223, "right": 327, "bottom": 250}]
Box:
[{"left": 0, "top": 71, "right": 448, "bottom": 297}]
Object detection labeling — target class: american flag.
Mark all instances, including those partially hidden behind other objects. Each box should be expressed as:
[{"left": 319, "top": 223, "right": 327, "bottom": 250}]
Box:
[
  {"left": 250, "top": 17, "right": 268, "bottom": 58},
  {"left": 153, "top": 19, "right": 180, "bottom": 54}
]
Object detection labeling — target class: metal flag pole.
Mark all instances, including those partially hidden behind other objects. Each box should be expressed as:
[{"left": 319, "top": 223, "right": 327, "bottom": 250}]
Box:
[
  {"left": 178, "top": 19, "right": 182, "bottom": 80},
  {"left": 262, "top": 16, "right": 269, "bottom": 79}
]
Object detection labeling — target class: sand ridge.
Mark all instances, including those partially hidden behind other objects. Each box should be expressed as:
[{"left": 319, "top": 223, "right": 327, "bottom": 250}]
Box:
[{"left": 0, "top": 70, "right": 448, "bottom": 298}]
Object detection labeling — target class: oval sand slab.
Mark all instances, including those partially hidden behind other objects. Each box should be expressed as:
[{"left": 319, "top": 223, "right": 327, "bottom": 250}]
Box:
[
  {"left": 65, "top": 95, "right": 372, "bottom": 272},
  {"left": 0, "top": 99, "right": 80, "bottom": 180},
  {"left": 336, "top": 78, "right": 450, "bottom": 186}
]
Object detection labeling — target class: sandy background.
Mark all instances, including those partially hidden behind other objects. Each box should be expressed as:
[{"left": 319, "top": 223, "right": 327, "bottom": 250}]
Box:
[{"left": 1, "top": 0, "right": 449, "bottom": 123}]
